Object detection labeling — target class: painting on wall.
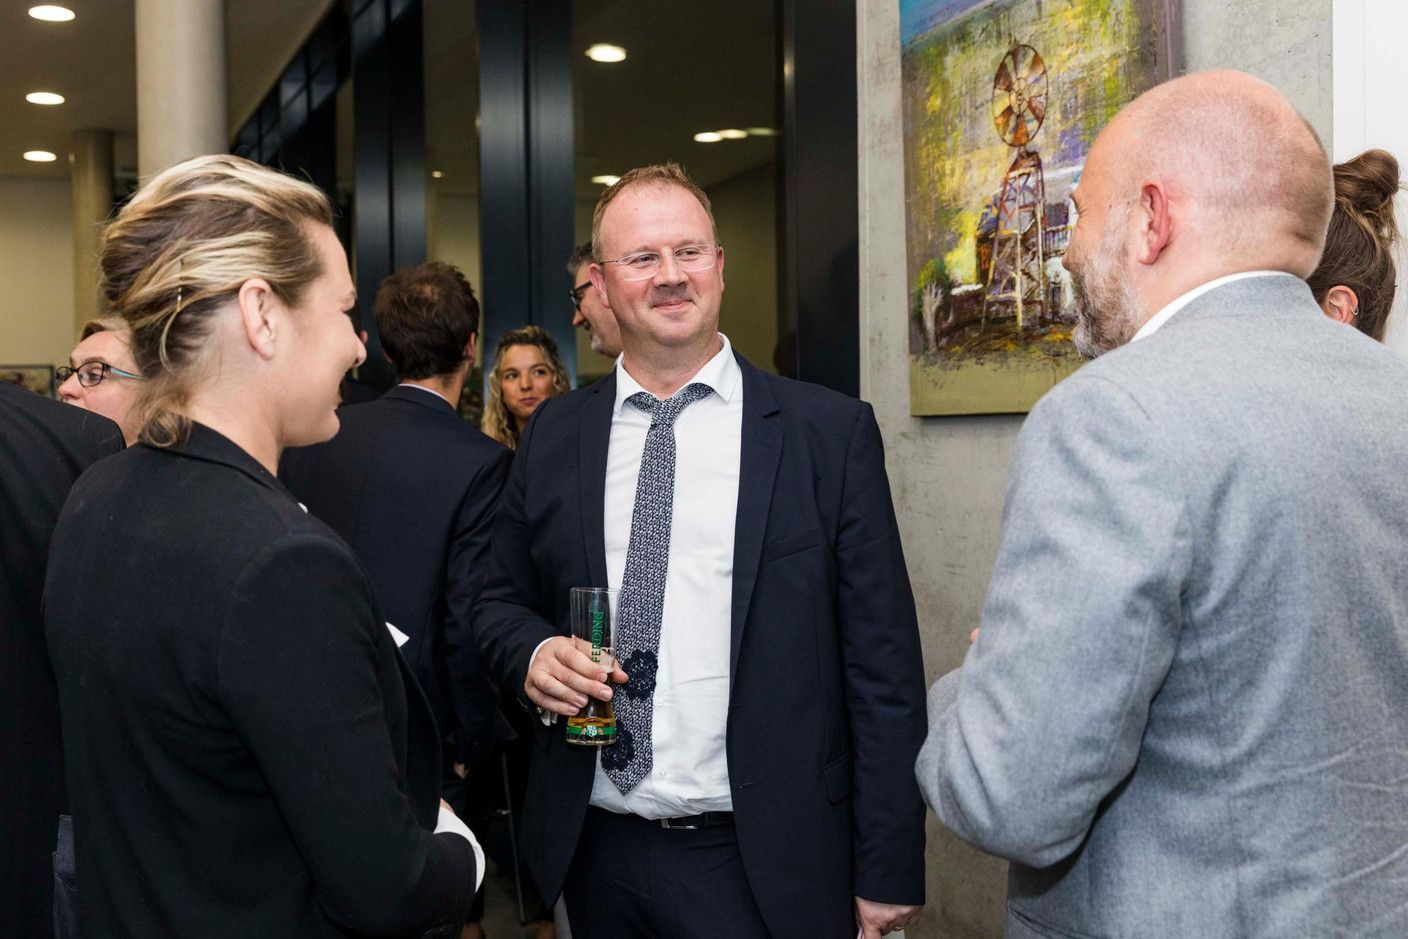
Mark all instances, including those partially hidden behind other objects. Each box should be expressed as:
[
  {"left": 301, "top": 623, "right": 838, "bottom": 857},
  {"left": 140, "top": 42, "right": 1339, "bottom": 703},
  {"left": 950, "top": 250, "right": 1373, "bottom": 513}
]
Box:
[
  {"left": 1, "top": 364, "right": 56, "bottom": 397},
  {"left": 901, "top": 0, "right": 1181, "bottom": 415}
]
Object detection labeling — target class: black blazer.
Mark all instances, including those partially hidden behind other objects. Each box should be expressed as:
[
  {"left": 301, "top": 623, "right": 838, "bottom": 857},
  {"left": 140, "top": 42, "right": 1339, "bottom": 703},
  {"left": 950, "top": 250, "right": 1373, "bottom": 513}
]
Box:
[
  {"left": 474, "top": 354, "right": 927, "bottom": 938},
  {"left": 281, "top": 386, "right": 513, "bottom": 768},
  {"left": 45, "top": 424, "right": 476, "bottom": 939},
  {"left": 0, "top": 384, "right": 121, "bottom": 938}
]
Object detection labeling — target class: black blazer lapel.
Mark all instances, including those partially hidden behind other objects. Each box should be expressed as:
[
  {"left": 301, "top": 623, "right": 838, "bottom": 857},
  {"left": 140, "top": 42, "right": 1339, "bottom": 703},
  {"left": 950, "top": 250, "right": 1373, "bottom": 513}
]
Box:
[
  {"left": 578, "top": 373, "right": 616, "bottom": 590},
  {"left": 730, "top": 357, "right": 782, "bottom": 690}
]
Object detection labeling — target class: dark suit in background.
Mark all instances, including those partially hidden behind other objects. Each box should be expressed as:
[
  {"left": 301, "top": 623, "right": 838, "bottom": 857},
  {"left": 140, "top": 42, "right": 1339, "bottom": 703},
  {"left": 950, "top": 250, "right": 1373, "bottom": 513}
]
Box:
[
  {"left": 474, "top": 355, "right": 927, "bottom": 938},
  {"left": 46, "top": 424, "right": 476, "bottom": 938},
  {"left": 281, "top": 385, "right": 513, "bottom": 773},
  {"left": 0, "top": 383, "right": 121, "bottom": 937}
]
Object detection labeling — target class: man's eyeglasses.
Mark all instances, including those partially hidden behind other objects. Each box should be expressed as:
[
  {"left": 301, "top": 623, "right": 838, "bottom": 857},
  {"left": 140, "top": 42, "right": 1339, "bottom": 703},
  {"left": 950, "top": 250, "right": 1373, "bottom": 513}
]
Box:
[
  {"left": 56, "top": 362, "right": 145, "bottom": 388},
  {"left": 569, "top": 283, "right": 592, "bottom": 311},
  {"left": 599, "top": 243, "right": 721, "bottom": 282}
]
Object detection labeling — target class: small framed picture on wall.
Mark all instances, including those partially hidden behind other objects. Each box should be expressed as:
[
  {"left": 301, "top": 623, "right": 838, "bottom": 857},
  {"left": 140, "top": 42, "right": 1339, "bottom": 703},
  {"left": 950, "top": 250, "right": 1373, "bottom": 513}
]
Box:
[{"left": 2, "top": 364, "right": 57, "bottom": 397}]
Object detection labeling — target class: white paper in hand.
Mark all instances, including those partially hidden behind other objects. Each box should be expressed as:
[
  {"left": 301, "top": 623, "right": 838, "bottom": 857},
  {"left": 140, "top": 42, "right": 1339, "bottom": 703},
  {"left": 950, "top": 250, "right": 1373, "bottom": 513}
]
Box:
[{"left": 386, "top": 621, "right": 410, "bottom": 648}]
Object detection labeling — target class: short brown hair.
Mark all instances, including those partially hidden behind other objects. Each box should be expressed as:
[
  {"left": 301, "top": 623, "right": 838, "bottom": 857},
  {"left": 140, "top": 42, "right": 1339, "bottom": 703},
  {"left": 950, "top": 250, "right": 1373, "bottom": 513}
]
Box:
[
  {"left": 567, "top": 241, "right": 594, "bottom": 277},
  {"left": 374, "top": 261, "right": 480, "bottom": 380},
  {"left": 590, "top": 163, "right": 715, "bottom": 261},
  {"left": 80, "top": 316, "right": 129, "bottom": 341},
  {"left": 1307, "top": 149, "right": 1401, "bottom": 342},
  {"left": 100, "top": 154, "right": 334, "bottom": 446}
]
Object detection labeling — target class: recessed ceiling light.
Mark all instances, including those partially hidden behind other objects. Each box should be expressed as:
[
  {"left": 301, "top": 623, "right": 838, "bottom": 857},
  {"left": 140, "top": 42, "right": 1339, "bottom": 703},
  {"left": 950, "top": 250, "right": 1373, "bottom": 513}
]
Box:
[
  {"left": 717, "top": 129, "right": 747, "bottom": 140},
  {"left": 431, "top": 170, "right": 444, "bottom": 179},
  {"left": 26, "top": 92, "right": 65, "bottom": 106},
  {"left": 694, "top": 132, "right": 723, "bottom": 143},
  {"left": 24, "top": 150, "right": 58, "bottom": 162},
  {"left": 591, "top": 175, "right": 620, "bottom": 186},
  {"left": 28, "top": 5, "right": 75, "bottom": 22},
  {"left": 585, "top": 44, "right": 627, "bottom": 63},
  {"left": 746, "top": 127, "right": 779, "bottom": 137}
]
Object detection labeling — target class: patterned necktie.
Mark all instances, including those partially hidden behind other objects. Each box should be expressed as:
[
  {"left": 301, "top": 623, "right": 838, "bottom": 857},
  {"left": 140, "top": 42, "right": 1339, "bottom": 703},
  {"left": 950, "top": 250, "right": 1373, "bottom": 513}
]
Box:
[{"left": 602, "top": 381, "right": 714, "bottom": 793}]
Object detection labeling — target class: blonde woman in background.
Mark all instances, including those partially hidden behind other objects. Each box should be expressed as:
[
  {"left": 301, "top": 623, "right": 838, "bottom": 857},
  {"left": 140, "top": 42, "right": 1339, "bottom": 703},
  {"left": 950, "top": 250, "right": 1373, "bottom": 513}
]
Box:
[
  {"left": 44, "top": 154, "right": 482, "bottom": 938},
  {"left": 482, "top": 325, "right": 571, "bottom": 448},
  {"left": 56, "top": 317, "right": 144, "bottom": 446}
]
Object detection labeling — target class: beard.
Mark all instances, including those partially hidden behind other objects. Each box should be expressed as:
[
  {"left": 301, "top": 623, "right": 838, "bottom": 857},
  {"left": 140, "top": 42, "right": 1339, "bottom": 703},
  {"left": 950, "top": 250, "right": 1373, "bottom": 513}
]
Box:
[{"left": 1069, "top": 212, "right": 1145, "bottom": 359}]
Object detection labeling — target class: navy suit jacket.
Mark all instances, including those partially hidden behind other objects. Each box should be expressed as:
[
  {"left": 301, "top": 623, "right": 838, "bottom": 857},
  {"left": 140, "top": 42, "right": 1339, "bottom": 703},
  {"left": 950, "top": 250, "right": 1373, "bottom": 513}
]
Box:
[
  {"left": 0, "top": 384, "right": 121, "bottom": 938},
  {"left": 474, "top": 353, "right": 926, "bottom": 938},
  {"left": 281, "top": 385, "right": 513, "bottom": 769}
]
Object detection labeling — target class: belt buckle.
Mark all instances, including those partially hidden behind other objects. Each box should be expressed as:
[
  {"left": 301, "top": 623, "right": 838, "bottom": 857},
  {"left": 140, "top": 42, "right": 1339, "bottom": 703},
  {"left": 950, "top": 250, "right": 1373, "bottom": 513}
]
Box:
[{"left": 660, "top": 816, "right": 700, "bottom": 830}]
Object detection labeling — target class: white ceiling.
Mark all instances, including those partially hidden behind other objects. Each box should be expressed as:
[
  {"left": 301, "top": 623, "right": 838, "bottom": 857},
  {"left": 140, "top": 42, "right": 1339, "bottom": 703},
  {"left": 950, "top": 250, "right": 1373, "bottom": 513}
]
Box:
[
  {"left": 1, "top": 0, "right": 775, "bottom": 194},
  {"left": 0, "top": 0, "right": 334, "bottom": 180}
]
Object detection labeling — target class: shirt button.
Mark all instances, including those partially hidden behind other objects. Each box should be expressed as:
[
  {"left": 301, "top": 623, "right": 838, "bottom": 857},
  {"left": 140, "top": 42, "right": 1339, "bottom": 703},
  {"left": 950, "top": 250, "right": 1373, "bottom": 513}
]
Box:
[{"left": 657, "top": 770, "right": 667, "bottom": 778}]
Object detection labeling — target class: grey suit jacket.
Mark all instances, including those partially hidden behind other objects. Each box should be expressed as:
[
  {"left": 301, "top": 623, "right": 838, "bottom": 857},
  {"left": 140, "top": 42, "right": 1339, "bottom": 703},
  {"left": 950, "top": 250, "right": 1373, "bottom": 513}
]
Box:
[{"left": 917, "top": 275, "right": 1408, "bottom": 938}]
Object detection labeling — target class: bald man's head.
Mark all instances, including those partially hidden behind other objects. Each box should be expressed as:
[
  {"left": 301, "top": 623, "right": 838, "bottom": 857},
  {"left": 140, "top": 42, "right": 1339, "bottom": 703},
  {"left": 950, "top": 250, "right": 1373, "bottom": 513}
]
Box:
[
  {"left": 1065, "top": 70, "right": 1333, "bottom": 357},
  {"left": 1121, "top": 71, "right": 1332, "bottom": 264}
]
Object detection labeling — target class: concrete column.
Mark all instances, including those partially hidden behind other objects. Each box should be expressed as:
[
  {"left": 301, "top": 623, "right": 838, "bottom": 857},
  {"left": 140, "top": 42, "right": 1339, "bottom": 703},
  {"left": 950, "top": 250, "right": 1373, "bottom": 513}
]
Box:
[
  {"left": 135, "top": 0, "right": 227, "bottom": 179},
  {"left": 70, "top": 129, "right": 114, "bottom": 337}
]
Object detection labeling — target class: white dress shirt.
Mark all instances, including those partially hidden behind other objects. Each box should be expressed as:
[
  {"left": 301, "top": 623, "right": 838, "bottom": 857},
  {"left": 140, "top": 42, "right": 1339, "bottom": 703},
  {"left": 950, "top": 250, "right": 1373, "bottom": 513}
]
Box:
[
  {"left": 395, "top": 382, "right": 453, "bottom": 405},
  {"left": 587, "top": 334, "right": 744, "bottom": 818},
  {"left": 1131, "top": 271, "right": 1298, "bottom": 341}
]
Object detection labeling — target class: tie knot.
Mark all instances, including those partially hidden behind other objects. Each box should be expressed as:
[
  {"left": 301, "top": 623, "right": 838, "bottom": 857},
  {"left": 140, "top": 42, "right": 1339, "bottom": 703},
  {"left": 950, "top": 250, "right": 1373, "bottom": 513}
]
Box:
[{"left": 627, "top": 382, "right": 713, "bottom": 427}]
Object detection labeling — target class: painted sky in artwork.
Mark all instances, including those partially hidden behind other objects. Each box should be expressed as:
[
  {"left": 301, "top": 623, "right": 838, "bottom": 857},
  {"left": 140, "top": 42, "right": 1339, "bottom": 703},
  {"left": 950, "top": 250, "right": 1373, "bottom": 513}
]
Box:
[{"left": 902, "top": 0, "right": 1162, "bottom": 291}]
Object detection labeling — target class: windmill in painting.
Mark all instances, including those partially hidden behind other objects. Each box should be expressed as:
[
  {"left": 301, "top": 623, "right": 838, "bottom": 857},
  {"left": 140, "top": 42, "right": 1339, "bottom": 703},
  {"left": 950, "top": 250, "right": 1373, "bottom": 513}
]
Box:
[
  {"left": 986, "top": 44, "right": 1049, "bottom": 331},
  {"left": 901, "top": 0, "right": 1180, "bottom": 415}
]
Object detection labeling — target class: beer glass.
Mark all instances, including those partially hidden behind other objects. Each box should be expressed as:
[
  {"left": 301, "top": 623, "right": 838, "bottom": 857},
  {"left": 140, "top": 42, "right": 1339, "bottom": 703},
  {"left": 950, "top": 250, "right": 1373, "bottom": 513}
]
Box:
[{"left": 567, "top": 587, "right": 618, "bottom": 746}]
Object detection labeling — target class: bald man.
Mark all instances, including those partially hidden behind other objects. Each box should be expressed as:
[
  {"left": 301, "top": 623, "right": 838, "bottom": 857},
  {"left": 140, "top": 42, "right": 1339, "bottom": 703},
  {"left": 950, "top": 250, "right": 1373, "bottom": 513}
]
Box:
[{"left": 917, "top": 71, "right": 1408, "bottom": 937}]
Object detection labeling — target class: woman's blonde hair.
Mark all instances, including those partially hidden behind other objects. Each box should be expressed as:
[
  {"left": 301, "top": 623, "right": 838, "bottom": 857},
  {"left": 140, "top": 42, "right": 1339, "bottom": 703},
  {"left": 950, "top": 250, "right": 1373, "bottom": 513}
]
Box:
[
  {"left": 99, "top": 154, "right": 334, "bottom": 446},
  {"left": 80, "top": 316, "right": 131, "bottom": 342},
  {"left": 482, "top": 325, "right": 571, "bottom": 449}
]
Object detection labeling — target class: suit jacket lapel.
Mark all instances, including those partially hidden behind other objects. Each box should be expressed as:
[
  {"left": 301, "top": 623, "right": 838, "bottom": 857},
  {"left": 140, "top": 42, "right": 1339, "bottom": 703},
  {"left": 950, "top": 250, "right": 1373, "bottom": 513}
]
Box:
[
  {"left": 579, "top": 373, "right": 616, "bottom": 589},
  {"left": 730, "top": 356, "right": 782, "bottom": 690}
]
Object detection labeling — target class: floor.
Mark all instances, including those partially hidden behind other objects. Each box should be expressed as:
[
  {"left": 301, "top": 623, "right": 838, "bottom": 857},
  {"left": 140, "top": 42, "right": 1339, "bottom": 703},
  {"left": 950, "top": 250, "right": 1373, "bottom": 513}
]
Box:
[{"left": 477, "top": 860, "right": 562, "bottom": 939}]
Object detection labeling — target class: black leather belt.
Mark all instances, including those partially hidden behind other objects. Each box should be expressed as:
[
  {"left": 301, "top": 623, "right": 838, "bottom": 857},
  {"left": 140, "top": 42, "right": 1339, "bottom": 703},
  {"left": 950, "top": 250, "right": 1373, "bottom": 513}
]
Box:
[{"left": 657, "top": 811, "right": 734, "bottom": 830}]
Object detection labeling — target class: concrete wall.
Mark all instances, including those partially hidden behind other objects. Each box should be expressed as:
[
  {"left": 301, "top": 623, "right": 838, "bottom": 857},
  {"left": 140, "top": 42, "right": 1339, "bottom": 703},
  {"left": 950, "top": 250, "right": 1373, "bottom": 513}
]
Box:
[
  {"left": 856, "top": 1, "right": 1332, "bottom": 935},
  {"left": 0, "top": 178, "right": 76, "bottom": 371}
]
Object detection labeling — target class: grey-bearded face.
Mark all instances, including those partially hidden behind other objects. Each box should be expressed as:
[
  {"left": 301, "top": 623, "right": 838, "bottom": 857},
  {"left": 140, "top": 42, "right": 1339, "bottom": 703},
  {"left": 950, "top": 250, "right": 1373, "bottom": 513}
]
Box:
[{"left": 1069, "top": 204, "right": 1145, "bottom": 359}]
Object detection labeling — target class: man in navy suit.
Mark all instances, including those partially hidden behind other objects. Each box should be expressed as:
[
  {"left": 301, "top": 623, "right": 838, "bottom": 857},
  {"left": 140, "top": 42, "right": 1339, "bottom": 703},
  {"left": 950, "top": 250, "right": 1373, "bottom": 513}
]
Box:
[
  {"left": 282, "top": 262, "right": 511, "bottom": 793},
  {"left": 474, "top": 164, "right": 926, "bottom": 939},
  {"left": 0, "top": 383, "right": 122, "bottom": 937}
]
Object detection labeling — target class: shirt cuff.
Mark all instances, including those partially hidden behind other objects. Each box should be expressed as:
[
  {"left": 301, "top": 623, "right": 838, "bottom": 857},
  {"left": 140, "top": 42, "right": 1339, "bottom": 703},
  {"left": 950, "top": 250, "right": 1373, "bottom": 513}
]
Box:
[
  {"left": 528, "top": 637, "right": 558, "bottom": 726},
  {"left": 435, "top": 803, "right": 485, "bottom": 892}
]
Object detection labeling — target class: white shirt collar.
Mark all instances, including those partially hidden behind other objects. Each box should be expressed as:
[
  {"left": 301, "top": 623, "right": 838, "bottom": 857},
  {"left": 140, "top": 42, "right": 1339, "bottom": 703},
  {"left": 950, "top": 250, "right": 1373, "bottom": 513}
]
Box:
[
  {"left": 613, "top": 333, "right": 740, "bottom": 416},
  {"left": 396, "top": 382, "right": 452, "bottom": 405},
  {"left": 1131, "top": 271, "right": 1299, "bottom": 342}
]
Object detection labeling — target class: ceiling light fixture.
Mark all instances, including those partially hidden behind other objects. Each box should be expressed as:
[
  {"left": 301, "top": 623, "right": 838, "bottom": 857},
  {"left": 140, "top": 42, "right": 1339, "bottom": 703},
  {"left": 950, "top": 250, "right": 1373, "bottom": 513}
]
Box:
[
  {"left": 431, "top": 170, "right": 444, "bottom": 178},
  {"left": 26, "top": 92, "right": 65, "bottom": 106},
  {"left": 693, "top": 132, "right": 723, "bottom": 143},
  {"left": 591, "top": 175, "right": 620, "bottom": 186},
  {"left": 24, "top": 150, "right": 58, "bottom": 162},
  {"left": 28, "top": 5, "right": 76, "bottom": 22},
  {"left": 717, "top": 129, "right": 747, "bottom": 140},
  {"left": 585, "top": 44, "right": 627, "bottom": 63},
  {"left": 746, "top": 127, "right": 779, "bottom": 137}
]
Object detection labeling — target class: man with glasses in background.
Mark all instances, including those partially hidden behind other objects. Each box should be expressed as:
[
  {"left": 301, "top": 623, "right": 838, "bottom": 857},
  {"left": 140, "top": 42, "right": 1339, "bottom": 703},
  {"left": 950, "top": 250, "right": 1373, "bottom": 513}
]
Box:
[
  {"left": 569, "top": 241, "right": 623, "bottom": 359},
  {"left": 476, "top": 164, "right": 926, "bottom": 939}
]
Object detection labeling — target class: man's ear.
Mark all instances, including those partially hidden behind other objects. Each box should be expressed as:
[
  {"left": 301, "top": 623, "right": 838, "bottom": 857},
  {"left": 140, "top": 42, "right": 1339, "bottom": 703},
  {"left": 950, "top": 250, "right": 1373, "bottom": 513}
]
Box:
[
  {"left": 1321, "top": 284, "right": 1360, "bottom": 325},
  {"left": 236, "top": 278, "right": 279, "bottom": 360},
  {"left": 465, "top": 334, "right": 477, "bottom": 366},
  {"left": 1136, "top": 181, "right": 1173, "bottom": 267},
  {"left": 588, "top": 262, "right": 611, "bottom": 310}
]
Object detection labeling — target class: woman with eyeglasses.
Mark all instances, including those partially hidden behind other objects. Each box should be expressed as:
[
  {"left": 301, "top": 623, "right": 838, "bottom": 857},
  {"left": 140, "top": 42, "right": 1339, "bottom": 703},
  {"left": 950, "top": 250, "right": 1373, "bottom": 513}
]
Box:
[
  {"left": 44, "top": 155, "right": 481, "bottom": 938},
  {"left": 56, "top": 317, "right": 144, "bottom": 446}
]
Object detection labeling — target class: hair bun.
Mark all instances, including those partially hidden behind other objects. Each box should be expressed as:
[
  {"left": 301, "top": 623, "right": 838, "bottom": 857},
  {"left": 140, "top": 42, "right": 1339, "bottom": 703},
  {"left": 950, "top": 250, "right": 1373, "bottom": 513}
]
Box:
[{"left": 1334, "top": 149, "right": 1401, "bottom": 234}]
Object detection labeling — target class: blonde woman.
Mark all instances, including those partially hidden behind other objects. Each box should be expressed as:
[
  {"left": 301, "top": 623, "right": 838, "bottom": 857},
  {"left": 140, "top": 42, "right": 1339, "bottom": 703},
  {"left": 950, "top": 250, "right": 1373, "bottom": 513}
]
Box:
[
  {"left": 56, "top": 317, "right": 144, "bottom": 446},
  {"left": 44, "top": 155, "right": 482, "bottom": 938},
  {"left": 482, "top": 325, "right": 571, "bottom": 448}
]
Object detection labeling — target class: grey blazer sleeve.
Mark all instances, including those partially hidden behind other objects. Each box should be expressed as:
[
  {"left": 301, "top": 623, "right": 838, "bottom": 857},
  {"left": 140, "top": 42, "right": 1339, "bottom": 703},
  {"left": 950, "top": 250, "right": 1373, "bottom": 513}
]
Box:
[{"left": 916, "top": 373, "right": 1191, "bottom": 868}]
